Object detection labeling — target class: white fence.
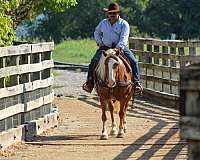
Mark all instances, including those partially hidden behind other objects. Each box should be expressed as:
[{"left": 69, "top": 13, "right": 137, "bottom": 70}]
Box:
[
  {"left": 129, "top": 37, "right": 200, "bottom": 107},
  {"left": 0, "top": 42, "right": 54, "bottom": 133}
]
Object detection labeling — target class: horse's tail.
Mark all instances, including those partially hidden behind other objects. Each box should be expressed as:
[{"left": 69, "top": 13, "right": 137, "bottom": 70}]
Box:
[{"left": 111, "top": 100, "right": 120, "bottom": 113}]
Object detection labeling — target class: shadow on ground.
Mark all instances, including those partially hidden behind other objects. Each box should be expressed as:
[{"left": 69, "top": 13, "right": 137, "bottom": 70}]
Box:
[
  {"left": 30, "top": 94, "right": 186, "bottom": 159},
  {"left": 78, "top": 94, "right": 187, "bottom": 159}
]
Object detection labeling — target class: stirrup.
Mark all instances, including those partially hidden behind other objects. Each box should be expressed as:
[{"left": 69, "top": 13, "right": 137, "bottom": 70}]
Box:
[
  {"left": 135, "top": 86, "right": 143, "bottom": 95},
  {"left": 135, "top": 81, "right": 143, "bottom": 95}
]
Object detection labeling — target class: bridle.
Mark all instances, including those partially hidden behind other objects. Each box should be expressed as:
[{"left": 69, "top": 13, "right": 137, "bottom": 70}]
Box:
[{"left": 95, "top": 49, "right": 135, "bottom": 98}]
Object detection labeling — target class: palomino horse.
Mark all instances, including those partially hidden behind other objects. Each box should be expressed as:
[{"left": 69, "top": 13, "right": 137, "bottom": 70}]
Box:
[{"left": 95, "top": 48, "right": 135, "bottom": 140}]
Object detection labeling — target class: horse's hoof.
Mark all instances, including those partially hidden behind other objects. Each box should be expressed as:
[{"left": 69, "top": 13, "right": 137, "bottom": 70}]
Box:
[
  {"left": 124, "top": 128, "right": 127, "bottom": 133},
  {"left": 100, "top": 134, "right": 108, "bottom": 140},
  {"left": 117, "top": 133, "right": 125, "bottom": 138},
  {"left": 110, "top": 130, "right": 118, "bottom": 136}
]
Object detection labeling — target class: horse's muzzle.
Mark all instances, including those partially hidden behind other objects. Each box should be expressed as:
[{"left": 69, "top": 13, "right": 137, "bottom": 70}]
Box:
[{"left": 107, "top": 81, "right": 116, "bottom": 88}]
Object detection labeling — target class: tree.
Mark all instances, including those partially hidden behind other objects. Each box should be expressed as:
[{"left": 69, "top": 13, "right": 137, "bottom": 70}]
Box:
[
  {"left": 0, "top": 0, "right": 77, "bottom": 46},
  {"left": 24, "top": 0, "right": 200, "bottom": 41},
  {"left": 141, "top": 0, "right": 200, "bottom": 39},
  {"left": 28, "top": 0, "right": 110, "bottom": 43},
  {"left": 0, "top": 0, "right": 17, "bottom": 46},
  {"left": 7, "top": 0, "right": 77, "bottom": 28},
  {"left": 119, "top": 0, "right": 148, "bottom": 26},
  {"left": 27, "top": 0, "right": 148, "bottom": 42},
  {"left": 119, "top": 0, "right": 149, "bottom": 37},
  {"left": 176, "top": 0, "right": 200, "bottom": 39}
]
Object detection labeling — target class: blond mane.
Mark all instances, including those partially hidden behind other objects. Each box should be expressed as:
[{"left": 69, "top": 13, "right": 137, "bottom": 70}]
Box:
[{"left": 96, "top": 53, "right": 107, "bottom": 81}]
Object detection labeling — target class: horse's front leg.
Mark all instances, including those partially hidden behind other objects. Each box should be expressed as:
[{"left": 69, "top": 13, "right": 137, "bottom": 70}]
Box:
[
  {"left": 100, "top": 100, "right": 108, "bottom": 140},
  {"left": 109, "top": 101, "right": 117, "bottom": 136},
  {"left": 117, "top": 101, "right": 126, "bottom": 138}
]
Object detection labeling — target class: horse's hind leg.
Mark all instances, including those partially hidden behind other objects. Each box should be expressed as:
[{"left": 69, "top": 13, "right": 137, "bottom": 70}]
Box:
[
  {"left": 100, "top": 99, "right": 108, "bottom": 140},
  {"left": 123, "top": 102, "right": 129, "bottom": 133},
  {"left": 124, "top": 95, "right": 133, "bottom": 133},
  {"left": 108, "top": 101, "right": 117, "bottom": 136}
]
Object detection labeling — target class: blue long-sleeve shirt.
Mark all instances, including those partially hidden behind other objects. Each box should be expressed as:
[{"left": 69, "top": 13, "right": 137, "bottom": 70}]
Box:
[{"left": 94, "top": 17, "right": 130, "bottom": 49}]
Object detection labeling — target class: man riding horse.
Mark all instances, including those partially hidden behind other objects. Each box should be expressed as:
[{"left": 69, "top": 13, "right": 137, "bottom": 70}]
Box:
[{"left": 82, "top": 2, "right": 143, "bottom": 94}]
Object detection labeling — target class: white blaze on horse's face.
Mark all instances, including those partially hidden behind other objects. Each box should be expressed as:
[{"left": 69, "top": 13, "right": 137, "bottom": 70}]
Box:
[{"left": 107, "top": 57, "right": 119, "bottom": 88}]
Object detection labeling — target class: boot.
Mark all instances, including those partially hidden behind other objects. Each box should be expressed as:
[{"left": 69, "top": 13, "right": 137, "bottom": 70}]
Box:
[
  {"left": 82, "top": 77, "right": 94, "bottom": 93},
  {"left": 135, "top": 81, "right": 143, "bottom": 95}
]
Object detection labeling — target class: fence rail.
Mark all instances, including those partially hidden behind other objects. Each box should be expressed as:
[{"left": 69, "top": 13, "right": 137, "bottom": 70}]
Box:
[
  {"left": 129, "top": 37, "right": 200, "bottom": 107},
  {"left": 0, "top": 42, "right": 54, "bottom": 132}
]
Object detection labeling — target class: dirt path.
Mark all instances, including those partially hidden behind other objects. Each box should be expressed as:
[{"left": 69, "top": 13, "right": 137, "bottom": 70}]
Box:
[
  {"left": 0, "top": 70, "right": 187, "bottom": 159},
  {"left": 2, "top": 95, "right": 187, "bottom": 160}
]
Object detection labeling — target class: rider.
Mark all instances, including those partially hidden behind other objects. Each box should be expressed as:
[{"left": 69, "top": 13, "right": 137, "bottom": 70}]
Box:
[{"left": 82, "top": 2, "right": 143, "bottom": 94}]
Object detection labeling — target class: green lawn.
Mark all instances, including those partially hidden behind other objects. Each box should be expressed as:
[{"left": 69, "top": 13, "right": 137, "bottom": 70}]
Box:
[
  {"left": 53, "top": 39, "right": 200, "bottom": 65},
  {"left": 53, "top": 39, "right": 98, "bottom": 64}
]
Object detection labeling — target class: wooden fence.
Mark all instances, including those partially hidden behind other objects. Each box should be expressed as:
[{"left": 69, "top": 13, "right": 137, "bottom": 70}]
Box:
[
  {"left": 0, "top": 42, "right": 54, "bottom": 133},
  {"left": 129, "top": 37, "right": 200, "bottom": 107},
  {"left": 180, "top": 62, "right": 200, "bottom": 160}
]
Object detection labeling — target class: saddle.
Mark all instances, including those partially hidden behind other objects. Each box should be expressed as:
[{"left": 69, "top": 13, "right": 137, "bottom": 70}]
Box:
[{"left": 98, "top": 47, "right": 132, "bottom": 74}]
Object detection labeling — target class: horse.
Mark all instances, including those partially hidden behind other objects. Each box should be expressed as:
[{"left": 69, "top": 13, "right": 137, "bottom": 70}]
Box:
[{"left": 94, "top": 48, "right": 135, "bottom": 140}]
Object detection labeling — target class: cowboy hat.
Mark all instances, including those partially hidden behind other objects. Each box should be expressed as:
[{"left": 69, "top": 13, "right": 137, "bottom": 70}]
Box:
[{"left": 103, "top": 3, "right": 120, "bottom": 13}]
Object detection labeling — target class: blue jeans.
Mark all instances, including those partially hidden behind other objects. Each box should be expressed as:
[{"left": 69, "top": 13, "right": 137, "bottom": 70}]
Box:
[
  {"left": 123, "top": 47, "right": 140, "bottom": 81},
  {"left": 87, "top": 47, "right": 140, "bottom": 82}
]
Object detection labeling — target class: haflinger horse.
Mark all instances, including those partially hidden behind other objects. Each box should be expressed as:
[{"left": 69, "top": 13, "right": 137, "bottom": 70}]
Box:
[{"left": 94, "top": 48, "right": 135, "bottom": 140}]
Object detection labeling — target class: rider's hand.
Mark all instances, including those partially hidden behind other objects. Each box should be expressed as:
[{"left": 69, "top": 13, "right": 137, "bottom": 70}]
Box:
[
  {"left": 114, "top": 48, "right": 123, "bottom": 53},
  {"left": 97, "top": 43, "right": 104, "bottom": 47}
]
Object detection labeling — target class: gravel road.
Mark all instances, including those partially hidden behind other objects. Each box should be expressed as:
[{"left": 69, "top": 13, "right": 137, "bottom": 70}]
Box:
[{"left": 53, "top": 69, "right": 91, "bottom": 98}]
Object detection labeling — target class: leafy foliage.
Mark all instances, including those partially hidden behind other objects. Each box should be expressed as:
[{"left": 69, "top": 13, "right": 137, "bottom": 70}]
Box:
[
  {"left": 20, "top": 0, "right": 200, "bottom": 42},
  {"left": 27, "top": 0, "right": 110, "bottom": 43},
  {"left": 0, "top": 0, "right": 18, "bottom": 46},
  {"left": 0, "top": 0, "right": 77, "bottom": 46},
  {"left": 27, "top": 0, "right": 146, "bottom": 43},
  {"left": 0, "top": 13, "right": 16, "bottom": 46},
  {"left": 142, "top": 0, "right": 200, "bottom": 39}
]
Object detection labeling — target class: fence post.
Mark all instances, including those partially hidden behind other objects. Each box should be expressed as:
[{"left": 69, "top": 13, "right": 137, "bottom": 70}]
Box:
[{"left": 180, "top": 62, "right": 200, "bottom": 160}]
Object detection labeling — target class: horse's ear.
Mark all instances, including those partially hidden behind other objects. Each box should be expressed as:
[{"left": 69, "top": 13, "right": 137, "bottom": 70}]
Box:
[
  {"left": 103, "top": 50, "right": 107, "bottom": 57},
  {"left": 116, "top": 50, "right": 120, "bottom": 56},
  {"left": 114, "top": 48, "right": 120, "bottom": 56}
]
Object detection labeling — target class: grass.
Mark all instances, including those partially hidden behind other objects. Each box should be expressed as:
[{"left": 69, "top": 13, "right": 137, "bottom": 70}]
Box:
[
  {"left": 53, "top": 39, "right": 98, "bottom": 64},
  {"left": 53, "top": 39, "right": 200, "bottom": 65}
]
